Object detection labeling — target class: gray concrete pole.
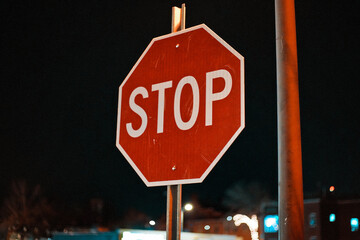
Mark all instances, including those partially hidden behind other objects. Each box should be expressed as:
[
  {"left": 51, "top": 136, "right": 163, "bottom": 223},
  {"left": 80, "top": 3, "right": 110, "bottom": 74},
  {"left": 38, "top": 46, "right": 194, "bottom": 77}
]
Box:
[{"left": 275, "top": 0, "right": 304, "bottom": 239}]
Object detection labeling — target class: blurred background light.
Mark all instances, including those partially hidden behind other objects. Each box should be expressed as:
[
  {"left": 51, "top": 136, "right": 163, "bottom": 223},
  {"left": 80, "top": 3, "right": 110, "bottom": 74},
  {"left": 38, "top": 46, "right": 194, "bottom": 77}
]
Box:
[
  {"left": 264, "top": 215, "right": 279, "bottom": 233},
  {"left": 351, "top": 218, "right": 359, "bottom": 232},
  {"left": 184, "top": 203, "right": 193, "bottom": 211},
  {"left": 329, "top": 213, "right": 336, "bottom": 222}
]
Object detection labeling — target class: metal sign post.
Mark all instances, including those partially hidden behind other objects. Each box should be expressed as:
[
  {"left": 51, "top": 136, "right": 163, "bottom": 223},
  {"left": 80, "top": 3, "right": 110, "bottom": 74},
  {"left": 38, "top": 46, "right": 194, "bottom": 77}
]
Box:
[
  {"left": 166, "top": 185, "right": 182, "bottom": 240},
  {"left": 166, "top": 5, "right": 185, "bottom": 240}
]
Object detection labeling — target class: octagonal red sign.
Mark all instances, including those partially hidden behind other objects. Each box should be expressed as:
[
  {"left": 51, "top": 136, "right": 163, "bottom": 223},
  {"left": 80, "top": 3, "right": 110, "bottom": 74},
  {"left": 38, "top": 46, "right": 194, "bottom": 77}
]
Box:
[{"left": 116, "top": 24, "right": 245, "bottom": 187}]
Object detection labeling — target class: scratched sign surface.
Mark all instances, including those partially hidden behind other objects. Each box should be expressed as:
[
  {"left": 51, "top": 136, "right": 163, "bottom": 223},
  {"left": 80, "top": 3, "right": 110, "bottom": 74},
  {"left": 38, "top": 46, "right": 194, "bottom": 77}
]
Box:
[{"left": 116, "top": 24, "right": 245, "bottom": 187}]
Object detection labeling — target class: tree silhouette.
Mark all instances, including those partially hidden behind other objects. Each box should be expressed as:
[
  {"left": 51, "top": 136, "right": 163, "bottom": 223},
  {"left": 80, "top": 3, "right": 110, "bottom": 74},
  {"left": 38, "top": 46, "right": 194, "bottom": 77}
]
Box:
[
  {"left": 0, "top": 180, "right": 54, "bottom": 239},
  {"left": 119, "top": 208, "right": 151, "bottom": 229},
  {"left": 222, "top": 181, "right": 270, "bottom": 215}
]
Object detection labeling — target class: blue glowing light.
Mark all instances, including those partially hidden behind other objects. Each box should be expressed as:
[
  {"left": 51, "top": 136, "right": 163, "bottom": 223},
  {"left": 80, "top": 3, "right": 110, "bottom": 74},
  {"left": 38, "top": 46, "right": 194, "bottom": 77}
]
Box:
[
  {"left": 264, "top": 215, "right": 279, "bottom": 233},
  {"left": 351, "top": 218, "right": 359, "bottom": 232},
  {"left": 329, "top": 213, "right": 336, "bottom": 222}
]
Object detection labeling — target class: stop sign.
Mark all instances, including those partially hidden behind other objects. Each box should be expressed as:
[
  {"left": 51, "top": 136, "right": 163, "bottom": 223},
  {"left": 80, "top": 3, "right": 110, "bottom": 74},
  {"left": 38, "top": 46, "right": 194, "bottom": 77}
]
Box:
[{"left": 116, "top": 24, "right": 244, "bottom": 187}]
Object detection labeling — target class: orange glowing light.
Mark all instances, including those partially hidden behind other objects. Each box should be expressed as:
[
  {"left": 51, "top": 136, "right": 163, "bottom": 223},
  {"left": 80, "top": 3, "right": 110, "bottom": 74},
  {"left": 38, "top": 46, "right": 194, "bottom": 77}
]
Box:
[{"left": 329, "top": 186, "right": 335, "bottom": 192}]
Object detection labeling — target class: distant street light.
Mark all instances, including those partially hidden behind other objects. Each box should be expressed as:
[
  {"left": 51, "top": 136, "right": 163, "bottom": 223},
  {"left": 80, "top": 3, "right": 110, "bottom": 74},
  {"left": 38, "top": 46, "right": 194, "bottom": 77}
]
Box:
[
  {"left": 182, "top": 203, "right": 194, "bottom": 231},
  {"left": 149, "top": 220, "right": 156, "bottom": 226},
  {"left": 184, "top": 203, "right": 193, "bottom": 211}
]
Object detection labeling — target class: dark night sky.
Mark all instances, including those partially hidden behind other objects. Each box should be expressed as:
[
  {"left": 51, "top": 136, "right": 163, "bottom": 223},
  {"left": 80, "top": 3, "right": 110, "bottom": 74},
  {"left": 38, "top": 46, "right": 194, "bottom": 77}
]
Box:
[{"left": 1, "top": 0, "right": 360, "bottom": 218}]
